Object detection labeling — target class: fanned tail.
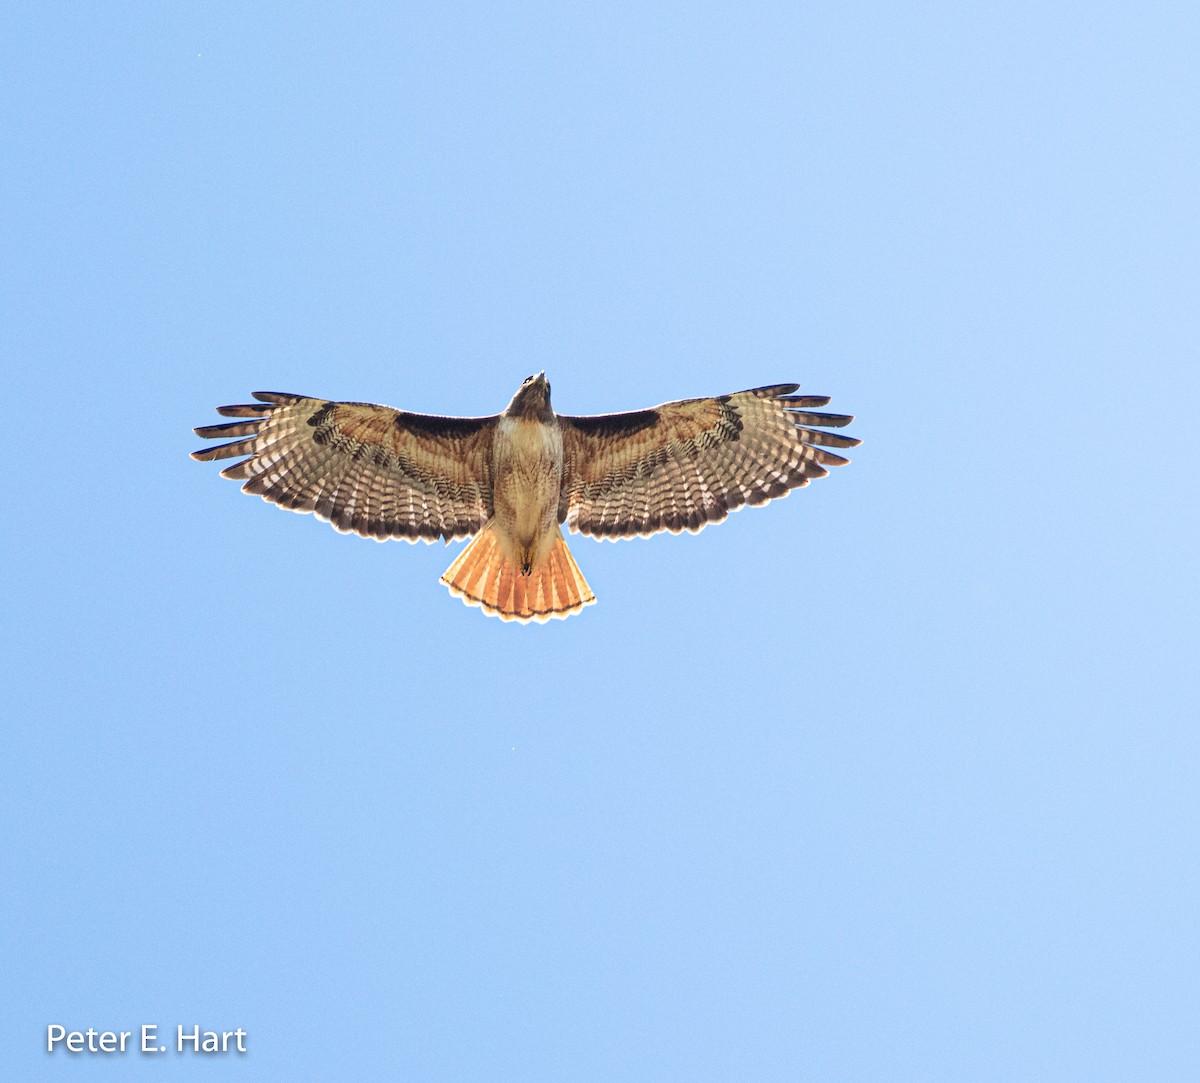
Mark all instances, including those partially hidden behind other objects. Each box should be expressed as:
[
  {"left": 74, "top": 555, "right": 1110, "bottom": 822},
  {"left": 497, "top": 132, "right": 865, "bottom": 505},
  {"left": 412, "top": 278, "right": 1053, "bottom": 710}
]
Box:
[{"left": 440, "top": 522, "right": 595, "bottom": 623}]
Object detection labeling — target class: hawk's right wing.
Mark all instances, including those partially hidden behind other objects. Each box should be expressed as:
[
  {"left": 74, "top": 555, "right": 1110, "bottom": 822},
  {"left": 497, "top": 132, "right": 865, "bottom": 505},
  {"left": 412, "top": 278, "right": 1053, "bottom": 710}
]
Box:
[
  {"left": 558, "top": 384, "right": 859, "bottom": 539},
  {"left": 192, "top": 392, "right": 497, "bottom": 542}
]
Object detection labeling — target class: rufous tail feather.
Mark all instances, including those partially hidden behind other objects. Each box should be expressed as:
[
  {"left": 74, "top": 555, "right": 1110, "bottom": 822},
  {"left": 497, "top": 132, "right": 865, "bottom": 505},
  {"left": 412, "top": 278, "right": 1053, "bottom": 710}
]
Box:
[{"left": 440, "top": 522, "right": 596, "bottom": 623}]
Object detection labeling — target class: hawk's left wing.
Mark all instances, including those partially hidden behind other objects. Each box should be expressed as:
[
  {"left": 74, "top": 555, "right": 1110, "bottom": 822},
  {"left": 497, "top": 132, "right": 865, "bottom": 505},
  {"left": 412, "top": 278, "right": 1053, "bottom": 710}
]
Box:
[
  {"left": 558, "top": 384, "right": 859, "bottom": 539},
  {"left": 192, "top": 392, "right": 497, "bottom": 542}
]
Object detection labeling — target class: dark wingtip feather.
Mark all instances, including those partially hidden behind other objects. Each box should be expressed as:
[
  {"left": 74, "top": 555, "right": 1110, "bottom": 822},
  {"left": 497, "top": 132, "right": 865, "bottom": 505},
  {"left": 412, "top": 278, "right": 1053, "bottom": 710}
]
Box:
[
  {"left": 252, "top": 391, "right": 302, "bottom": 403},
  {"left": 794, "top": 426, "right": 862, "bottom": 449},
  {"left": 216, "top": 403, "right": 272, "bottom": 418},
  {"left": 786, "top": 409, "right": 855, "bottom": 428},
  {"left": 194, "top": 420, "right": 262, "bottom": 439},
  {"left": 805, "top": 446, "right": 851, "bottom": 467},
  {"left": 191, "top": 438, "right": 258, "bottom": 462}
]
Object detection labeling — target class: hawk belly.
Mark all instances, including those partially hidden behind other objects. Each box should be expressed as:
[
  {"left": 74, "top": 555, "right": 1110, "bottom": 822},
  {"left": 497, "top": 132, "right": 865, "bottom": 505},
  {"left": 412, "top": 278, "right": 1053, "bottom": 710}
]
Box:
[{"left": 491, "top": 415, "right": 564, "bottom": 573}]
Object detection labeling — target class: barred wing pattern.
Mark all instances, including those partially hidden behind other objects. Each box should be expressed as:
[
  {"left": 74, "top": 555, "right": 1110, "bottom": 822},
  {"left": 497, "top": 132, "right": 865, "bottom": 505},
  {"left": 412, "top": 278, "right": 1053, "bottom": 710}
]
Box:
[
  {"left": 192, "top": 392, "right": 497, "bottom": 542},
  {"left": 558, "top": 384, "right": 859, "bottom": 540}
]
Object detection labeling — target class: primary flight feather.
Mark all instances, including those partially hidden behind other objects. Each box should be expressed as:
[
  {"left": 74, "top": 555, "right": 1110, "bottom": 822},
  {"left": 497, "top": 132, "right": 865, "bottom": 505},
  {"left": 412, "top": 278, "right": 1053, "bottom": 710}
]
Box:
[{"left": 192, "top": 375, "right": 860, "bottom": 622}]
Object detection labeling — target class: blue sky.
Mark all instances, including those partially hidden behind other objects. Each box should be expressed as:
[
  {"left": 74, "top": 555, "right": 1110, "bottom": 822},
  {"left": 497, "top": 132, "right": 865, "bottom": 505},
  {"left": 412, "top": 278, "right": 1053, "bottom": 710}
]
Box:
[{"left": 3, "top": 2, "right": 1198, "bottom": 1079}]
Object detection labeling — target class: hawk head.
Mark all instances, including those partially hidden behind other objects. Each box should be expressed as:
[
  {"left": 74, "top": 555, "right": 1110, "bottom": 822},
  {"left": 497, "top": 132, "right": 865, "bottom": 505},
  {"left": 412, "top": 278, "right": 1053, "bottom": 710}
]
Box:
[{"left": 506, "top": 372, "right": 554, "bottom": 421}]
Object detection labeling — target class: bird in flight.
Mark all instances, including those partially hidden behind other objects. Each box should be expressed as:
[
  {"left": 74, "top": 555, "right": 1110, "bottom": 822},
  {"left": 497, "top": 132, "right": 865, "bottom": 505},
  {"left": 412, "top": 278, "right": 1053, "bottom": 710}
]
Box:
[{"left": 192, "top": 375, "right": 859, "bottom": 622}]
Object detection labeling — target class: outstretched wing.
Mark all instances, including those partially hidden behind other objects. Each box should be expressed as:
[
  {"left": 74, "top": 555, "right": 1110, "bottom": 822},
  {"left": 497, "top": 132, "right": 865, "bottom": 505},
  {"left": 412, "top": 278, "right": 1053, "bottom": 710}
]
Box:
[
  {"left": 558, "top": 384, "right": 859, "bottom": 539},
  {"left": 192, "top": 392, "right": 497, "bottom": 542}
]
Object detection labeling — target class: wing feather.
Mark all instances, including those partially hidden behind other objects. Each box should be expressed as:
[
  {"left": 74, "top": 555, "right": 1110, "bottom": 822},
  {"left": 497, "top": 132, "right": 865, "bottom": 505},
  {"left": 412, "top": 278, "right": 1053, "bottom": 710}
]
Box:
[
  {"left": 215, "top": 402, "right": 273, "bottom": 418},
  {"left": 792, "top": 426, "right": 861, "bottom": 449},
  {"left": 558, "top": 384, "right": 859, "bottom": 540},
  {"left": 192, "top": 393, "right": 497, "bottom": 543}
]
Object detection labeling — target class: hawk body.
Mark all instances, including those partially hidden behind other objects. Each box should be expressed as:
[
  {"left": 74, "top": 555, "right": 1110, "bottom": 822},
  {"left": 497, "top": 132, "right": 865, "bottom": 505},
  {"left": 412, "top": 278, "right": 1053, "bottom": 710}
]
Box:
[{"left": 193, "top": 374, "right": 859, "bottom": 622}]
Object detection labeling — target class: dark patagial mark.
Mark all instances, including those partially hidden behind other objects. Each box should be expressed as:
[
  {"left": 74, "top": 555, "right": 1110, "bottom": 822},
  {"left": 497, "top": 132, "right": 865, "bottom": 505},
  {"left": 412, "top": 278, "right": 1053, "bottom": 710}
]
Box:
[
  {"left": 395, "top": 412, "right": 494, "bottom": 438},
  {"left": 566, "top": 409, "right": 659, "bottom": 439}
]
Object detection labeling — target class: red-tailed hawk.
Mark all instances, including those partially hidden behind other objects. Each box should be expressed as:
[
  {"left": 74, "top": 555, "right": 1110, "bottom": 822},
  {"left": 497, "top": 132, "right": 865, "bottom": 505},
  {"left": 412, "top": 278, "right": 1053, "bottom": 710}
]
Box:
[{"left": 192, "top": 376, "right": 859, "bottom": 622}]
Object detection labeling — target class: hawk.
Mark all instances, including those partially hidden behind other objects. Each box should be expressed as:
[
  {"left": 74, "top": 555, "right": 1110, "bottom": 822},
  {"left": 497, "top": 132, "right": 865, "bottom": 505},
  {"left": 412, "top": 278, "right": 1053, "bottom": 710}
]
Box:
[{"left": 192, "top": 375, "right": 859, "bottom": 622}]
